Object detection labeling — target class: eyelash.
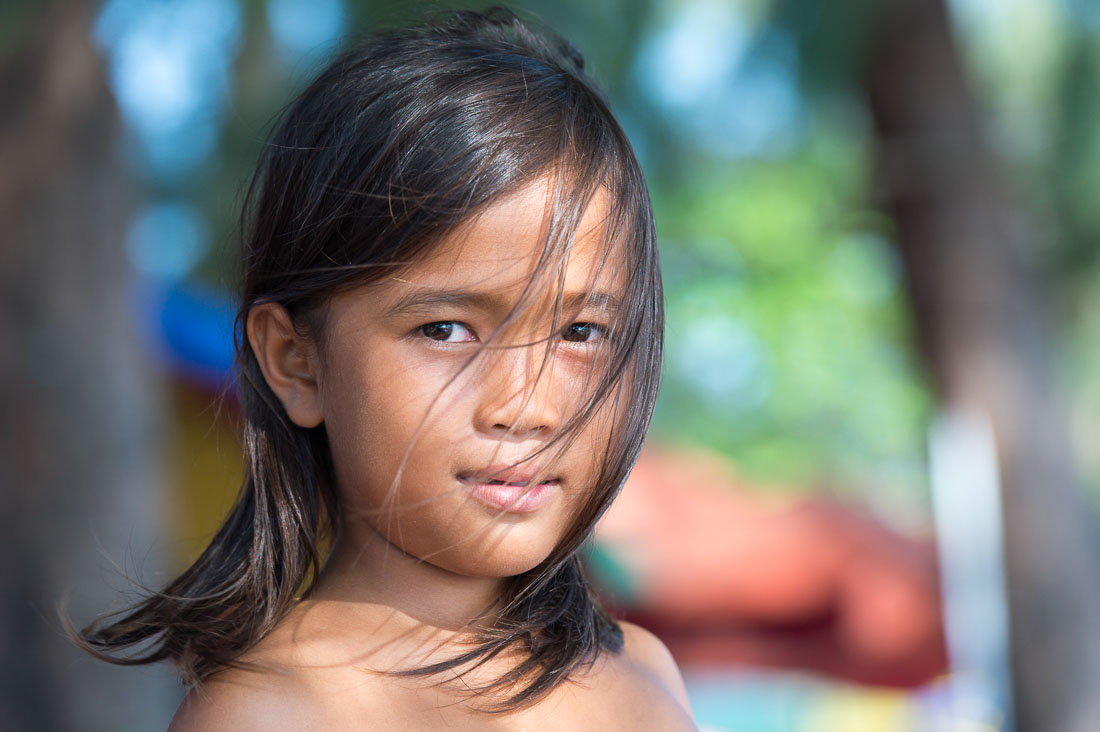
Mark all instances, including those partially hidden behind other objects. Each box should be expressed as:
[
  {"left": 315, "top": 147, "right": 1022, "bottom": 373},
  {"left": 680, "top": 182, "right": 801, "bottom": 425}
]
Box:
[{"left": 416, "top": 321, "right": 607, "bottom": 345}]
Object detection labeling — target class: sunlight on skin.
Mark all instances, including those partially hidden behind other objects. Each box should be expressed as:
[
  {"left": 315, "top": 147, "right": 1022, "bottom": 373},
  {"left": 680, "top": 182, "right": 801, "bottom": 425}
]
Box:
[{"left": 247, "top": 173, "right": 623, "bottom": 653}]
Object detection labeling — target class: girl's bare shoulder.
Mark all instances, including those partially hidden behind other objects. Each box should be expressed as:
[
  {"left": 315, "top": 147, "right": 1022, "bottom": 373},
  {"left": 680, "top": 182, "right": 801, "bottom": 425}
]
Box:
[
  {"left": 166, "top": 655, "right": 385, "bottom": 732},
  {"left": 561, "top": 620, "right": 696, "bottom": 731},
  {"left": 167, "top": 667, "right": 330, "bottom": 732},
  {"left": 616, "top": 620, "right": 693, "bottom": 709}
]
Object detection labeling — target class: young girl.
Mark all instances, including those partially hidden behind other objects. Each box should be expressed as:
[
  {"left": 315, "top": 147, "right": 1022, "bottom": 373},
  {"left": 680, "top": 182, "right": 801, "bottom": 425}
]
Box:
[{"left": 78, "top": 8, "right": 695, "bottom": 729}]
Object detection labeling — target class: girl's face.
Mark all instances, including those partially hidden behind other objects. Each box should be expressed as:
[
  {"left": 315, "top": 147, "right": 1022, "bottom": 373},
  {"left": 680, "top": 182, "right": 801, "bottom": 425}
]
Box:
[{"left": 314, "top": 177, "right": 623, "bottom": 579}]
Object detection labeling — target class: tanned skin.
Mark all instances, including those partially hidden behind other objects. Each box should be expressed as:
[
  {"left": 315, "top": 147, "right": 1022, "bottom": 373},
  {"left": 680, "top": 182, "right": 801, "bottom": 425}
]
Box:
[{"left": 170, "top": 177, "right": 696, "bottom": 731}]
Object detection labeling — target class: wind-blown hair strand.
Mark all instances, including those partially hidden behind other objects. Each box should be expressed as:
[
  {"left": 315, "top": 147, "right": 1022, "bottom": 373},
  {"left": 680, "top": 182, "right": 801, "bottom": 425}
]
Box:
[{"left": 73, "top": 7, "right": 663, "bottom": 711}]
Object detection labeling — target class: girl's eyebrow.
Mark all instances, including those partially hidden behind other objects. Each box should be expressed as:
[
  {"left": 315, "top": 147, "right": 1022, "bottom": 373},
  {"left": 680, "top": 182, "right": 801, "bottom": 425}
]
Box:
[{"left": 385, "top": 288, "right": 621, "bottom": 317}]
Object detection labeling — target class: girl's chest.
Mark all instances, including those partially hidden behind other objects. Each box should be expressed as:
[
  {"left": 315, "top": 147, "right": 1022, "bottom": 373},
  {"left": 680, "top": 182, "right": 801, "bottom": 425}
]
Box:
[{"left": 315, "top": 668, "right": 696, "bottom": 732}]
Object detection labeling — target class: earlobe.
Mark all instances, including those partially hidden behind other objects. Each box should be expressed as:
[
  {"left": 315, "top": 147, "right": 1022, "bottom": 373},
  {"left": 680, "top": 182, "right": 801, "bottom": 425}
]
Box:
[{"left": 246, "top": 303, "right": 324, "bottom": 428}]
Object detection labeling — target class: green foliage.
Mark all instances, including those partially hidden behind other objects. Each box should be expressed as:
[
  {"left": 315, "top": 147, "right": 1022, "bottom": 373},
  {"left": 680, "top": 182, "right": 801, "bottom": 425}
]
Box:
[{"left": 652, "top": 121, "right": 931, "bottom": 494}]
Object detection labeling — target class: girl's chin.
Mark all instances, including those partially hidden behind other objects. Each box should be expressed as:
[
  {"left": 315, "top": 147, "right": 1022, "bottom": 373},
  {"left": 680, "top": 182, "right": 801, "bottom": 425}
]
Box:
[{"left": 417, "top": 532, "right": 561, "bottom": 580}]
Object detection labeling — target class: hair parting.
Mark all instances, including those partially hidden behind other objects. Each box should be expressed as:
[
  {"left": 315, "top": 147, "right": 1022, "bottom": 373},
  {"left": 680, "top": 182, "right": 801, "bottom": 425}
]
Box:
[{"left": 72, "top": 6, "right": 662, "bottom": 711}]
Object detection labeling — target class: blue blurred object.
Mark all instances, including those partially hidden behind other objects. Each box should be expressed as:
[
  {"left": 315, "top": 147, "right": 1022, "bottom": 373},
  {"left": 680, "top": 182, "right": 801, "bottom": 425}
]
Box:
[
  {"left": 266, "top": 0, "right": 346, "bottom": 64},
  {"left": 135, "top": 280, "right": 236, "bottom": 391},
  {"left": 633, "top": 2, "right": 804, "bottom": 159},
  {"left": 686, "top": 670, "right": 812, "bottom": 732},
  {"left": 126, "top": 201, "right": 209, "bottom": 282},
  {"left": 94, "top": 0, "right": 243, "bottom": 179}
]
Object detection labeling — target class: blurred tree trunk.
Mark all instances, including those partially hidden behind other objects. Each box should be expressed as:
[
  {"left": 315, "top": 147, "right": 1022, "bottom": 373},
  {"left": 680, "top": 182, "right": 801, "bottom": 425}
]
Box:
[
  {"left": 863, "top": 0, "right": 1100, "bottom": 730},
  {"left": 0, "top": 2, "right": 178, "bottom": 729}
]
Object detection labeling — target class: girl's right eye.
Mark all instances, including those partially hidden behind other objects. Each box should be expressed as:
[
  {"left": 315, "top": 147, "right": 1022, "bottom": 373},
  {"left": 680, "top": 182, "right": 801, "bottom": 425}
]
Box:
[{"left": 418, "top": 321, "right": 477, "bottom": 343}]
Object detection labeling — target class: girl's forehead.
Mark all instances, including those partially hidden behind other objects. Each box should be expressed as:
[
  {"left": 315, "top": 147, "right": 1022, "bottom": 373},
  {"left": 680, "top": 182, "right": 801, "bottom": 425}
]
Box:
[{"left": 392, "top": 177, "right": 623, "bottom": 301}]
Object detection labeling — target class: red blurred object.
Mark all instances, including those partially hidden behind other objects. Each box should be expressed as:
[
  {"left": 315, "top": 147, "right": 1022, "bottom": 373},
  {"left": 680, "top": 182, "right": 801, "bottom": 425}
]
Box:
[{"left": 594, "top": 446, "right": 948, "bottom": 688}]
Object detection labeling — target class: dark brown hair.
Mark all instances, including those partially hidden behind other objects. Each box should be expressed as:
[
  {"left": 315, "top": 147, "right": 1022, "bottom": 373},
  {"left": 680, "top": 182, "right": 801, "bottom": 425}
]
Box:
[{"left": 74, "top": 7, "right": 662, "bottom": 711}]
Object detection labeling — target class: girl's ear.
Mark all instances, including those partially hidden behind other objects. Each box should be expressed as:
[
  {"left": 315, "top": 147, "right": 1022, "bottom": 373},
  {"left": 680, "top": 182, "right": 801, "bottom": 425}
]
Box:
[{"left": 247, "top": 303, "right": 324, "bottom": 428}]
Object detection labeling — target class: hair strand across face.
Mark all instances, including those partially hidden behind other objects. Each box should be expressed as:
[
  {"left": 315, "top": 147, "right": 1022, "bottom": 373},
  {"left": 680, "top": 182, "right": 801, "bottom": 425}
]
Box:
[{"left": 72, "top": 6, "right": 662, "bottom": 712}]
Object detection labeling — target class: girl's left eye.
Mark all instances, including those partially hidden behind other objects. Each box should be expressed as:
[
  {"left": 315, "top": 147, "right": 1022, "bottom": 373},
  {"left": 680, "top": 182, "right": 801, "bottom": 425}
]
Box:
[
  {"left": 419, "top": 322, "right": 477, "bottom": 343},
  {"left": 561, "top": 322, "right": 606, "bottom": 343}
]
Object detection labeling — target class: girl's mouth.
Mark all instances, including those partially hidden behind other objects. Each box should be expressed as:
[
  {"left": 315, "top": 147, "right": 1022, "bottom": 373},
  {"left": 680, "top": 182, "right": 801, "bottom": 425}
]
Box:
[{"left": 457, "top": 472, "right": 560, "bottom": 513}]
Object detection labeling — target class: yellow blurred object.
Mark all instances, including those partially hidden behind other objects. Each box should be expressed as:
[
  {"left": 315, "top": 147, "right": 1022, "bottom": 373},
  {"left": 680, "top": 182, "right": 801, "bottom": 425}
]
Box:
[
  {"left": 168, "top": 382, "right": 243, "bottom": 567},
  {"left": 804, "top": 686, "right": 913, "bottom": 732}
]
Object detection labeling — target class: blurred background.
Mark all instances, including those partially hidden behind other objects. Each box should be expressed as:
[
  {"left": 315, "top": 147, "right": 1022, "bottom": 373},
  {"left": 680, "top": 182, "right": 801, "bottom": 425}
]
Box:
[{"left": 2, "top": 0, "right": 1099, "bottom": 729}]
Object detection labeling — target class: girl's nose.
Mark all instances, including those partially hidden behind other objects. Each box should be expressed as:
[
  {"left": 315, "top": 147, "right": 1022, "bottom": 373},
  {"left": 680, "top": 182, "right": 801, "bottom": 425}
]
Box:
[{"left": 474, "top": 346, "right": 562, "bottom": 439}]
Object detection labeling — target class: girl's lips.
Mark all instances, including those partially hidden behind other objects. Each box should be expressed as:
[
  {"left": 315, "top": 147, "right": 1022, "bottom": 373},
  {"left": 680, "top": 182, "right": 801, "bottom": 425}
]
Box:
[{"left": 457, "top": 475, "right": 559, "bottom": 513}]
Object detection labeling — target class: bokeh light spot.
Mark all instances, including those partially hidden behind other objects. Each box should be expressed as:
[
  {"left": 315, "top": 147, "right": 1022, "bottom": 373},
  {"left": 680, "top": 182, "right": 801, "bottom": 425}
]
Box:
[
  {"left": 266, "top": 0, "right": 346, "bottom": 62},
  {"left": 126, "top": 202, "right": 209, "bottom": 281}
]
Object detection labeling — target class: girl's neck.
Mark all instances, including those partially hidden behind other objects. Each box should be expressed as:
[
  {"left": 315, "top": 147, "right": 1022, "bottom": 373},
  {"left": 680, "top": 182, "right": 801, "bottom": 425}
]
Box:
[{"left": 312, "top": 522, "right": 506, "bottom": 636}]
